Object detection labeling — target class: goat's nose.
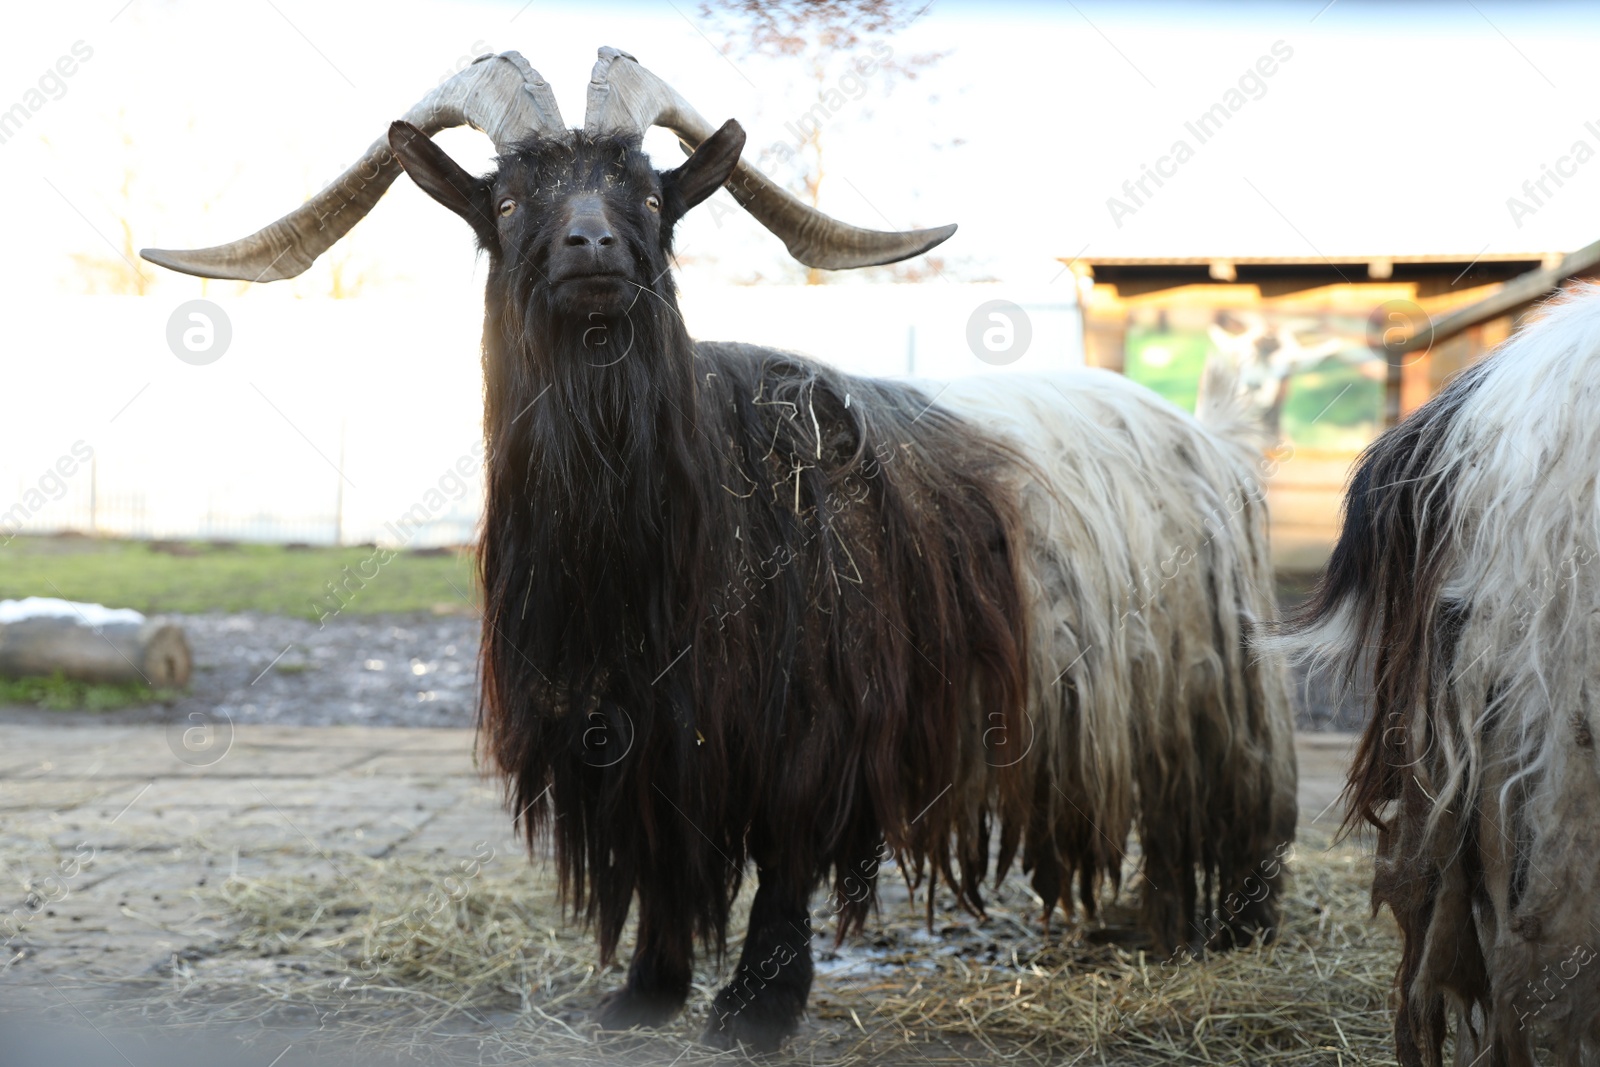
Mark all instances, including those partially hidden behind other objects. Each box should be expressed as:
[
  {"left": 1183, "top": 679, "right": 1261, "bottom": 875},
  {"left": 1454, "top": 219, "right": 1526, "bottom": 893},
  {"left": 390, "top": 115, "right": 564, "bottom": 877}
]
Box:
[{"left": 565, "top": 214, "right": 615, "bottom": 248}]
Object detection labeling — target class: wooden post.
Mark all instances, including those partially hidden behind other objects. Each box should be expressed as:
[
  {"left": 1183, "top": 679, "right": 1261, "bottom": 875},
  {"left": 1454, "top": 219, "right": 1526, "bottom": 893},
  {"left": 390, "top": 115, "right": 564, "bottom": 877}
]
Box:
[
  {"left": 1384, "top": 354, "right": 1402, "bottom": 429},
  {"left": 1400, "top": 345, "right": 1433, "bottom": 419},
  {"left": 334, "top": 418, "right": 346, "bottom": 547},
  {"left": 1083, "top": 309, "right": 1128, "bottom": 374}
]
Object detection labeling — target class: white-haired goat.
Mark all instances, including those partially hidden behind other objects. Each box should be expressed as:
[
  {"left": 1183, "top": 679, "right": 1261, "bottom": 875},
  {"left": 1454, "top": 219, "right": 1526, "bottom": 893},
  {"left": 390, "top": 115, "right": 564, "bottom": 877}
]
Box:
[{"left": 1289, "top": 283, "right": 1600, "bottom": 1066}]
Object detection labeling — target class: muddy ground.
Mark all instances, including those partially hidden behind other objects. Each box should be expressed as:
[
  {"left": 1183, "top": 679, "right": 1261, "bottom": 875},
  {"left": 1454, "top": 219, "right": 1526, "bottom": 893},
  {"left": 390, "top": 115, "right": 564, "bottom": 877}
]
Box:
[{"left": 0, "top": 605, "right": 1367, "bottom": 731}]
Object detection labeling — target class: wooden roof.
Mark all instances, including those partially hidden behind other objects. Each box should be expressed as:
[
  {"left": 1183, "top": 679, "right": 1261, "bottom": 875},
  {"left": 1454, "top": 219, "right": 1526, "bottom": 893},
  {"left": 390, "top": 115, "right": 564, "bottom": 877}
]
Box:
[{"left": 1070, "top": 253, "right": 1564, "bottom": 299}]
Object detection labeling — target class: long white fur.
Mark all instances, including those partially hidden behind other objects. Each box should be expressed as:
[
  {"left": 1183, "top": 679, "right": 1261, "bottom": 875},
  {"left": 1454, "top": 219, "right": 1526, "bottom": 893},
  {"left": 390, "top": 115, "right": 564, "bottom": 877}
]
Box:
[
  {"left": 941, "top": 369, "right": 1297, "bottom": 924},
  {"left": 1287, "top": 284, "right": 1600, "bottom": 1055},
  {"left": 1419, "top": 290, "right": 1600, "bottom": 1050}
]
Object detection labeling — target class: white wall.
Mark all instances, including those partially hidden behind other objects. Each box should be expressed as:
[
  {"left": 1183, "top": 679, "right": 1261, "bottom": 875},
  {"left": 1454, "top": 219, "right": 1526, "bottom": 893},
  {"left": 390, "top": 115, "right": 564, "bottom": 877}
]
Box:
[
  {"left": 680, "top": 283, "right": 1081, "bottom": 381},
  {"left": 1, "top": 285, "right": 1079, "bottom": 546}
]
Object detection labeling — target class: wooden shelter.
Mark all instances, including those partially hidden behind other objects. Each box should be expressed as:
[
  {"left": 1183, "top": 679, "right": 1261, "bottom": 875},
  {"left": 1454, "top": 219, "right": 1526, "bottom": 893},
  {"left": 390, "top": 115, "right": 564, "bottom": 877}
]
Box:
[{"left": 1067, "top": 250, "right": 1569, "bottom": 567}]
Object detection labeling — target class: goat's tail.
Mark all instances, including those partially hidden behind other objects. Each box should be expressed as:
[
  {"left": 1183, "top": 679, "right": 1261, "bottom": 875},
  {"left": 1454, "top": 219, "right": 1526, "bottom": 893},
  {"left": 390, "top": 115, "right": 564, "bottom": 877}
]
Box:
[{"left": 1193, "top": 350, "right": 1274, "bottom": 453}]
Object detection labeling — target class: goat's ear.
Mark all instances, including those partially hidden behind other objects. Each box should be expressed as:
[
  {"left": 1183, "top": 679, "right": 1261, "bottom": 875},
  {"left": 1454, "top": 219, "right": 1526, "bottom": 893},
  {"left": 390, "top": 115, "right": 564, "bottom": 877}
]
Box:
[
  {"left": 663, "top": 119, "right": 746, "bottom": 214},
  {"left": 388, "top": 121, "right": 496, "bottom": 244}
]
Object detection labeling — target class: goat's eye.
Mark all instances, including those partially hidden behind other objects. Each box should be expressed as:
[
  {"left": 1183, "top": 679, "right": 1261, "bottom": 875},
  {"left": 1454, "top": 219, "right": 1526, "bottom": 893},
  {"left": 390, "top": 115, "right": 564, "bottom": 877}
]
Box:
[
  {"left": 498, "top": 198, "right": 517, "bottom": 217},
  {"left": 645, "top": 194, "right": 661, "bottom": 213}
]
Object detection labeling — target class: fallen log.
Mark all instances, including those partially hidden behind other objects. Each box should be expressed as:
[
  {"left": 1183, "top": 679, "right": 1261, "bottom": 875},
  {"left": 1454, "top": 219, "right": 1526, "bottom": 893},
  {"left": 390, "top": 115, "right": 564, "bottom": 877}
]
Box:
[{"left": 0, "top": 598, "right": 192, "bottom": 688}]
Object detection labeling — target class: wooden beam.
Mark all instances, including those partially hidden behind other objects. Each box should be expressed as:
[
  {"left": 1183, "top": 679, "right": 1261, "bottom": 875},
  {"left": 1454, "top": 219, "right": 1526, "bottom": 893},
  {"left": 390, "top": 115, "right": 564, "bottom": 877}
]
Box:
[{"left": 1391, "top": 236, "right": 1600, "bottom": 355}]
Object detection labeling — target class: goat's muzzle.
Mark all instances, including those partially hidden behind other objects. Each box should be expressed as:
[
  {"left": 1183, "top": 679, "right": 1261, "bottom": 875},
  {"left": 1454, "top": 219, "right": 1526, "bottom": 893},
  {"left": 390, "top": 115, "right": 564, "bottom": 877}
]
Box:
[{"left": 544, "top": 196, "right": 634, "bottom": 311}]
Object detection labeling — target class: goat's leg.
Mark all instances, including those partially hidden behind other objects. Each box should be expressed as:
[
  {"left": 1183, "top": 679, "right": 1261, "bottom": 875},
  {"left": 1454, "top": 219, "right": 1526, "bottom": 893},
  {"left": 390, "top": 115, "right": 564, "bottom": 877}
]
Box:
[
  {"left": 703, "top": 866, "right": 813, "bottom": 1052},
  {"left": 594, "top": 903, "right": 693, "bottom": 1031}
]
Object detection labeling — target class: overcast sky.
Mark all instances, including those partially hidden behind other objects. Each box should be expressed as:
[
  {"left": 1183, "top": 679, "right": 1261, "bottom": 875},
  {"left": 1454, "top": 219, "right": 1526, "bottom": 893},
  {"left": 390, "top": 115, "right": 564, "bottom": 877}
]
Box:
[
  {"left": 8, "top": 0, "right": 1600, "bottom": 542},
  {"left": 8, "top": 0, "right": 1600, "bottom": 302}
]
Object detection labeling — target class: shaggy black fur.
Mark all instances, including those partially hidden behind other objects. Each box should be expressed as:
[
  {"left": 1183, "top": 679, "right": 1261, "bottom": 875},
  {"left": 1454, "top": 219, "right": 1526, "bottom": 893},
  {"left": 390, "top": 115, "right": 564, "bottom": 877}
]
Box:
[
  {"left": 389, "top": 119, "right": 1030, "bottom": 1051},
  {"left": 1290, "top": 358, "right": 1493, "bottom": 835},
  {"left": 1287, "top": 357, "right": 1494, "bottom": 1067}
]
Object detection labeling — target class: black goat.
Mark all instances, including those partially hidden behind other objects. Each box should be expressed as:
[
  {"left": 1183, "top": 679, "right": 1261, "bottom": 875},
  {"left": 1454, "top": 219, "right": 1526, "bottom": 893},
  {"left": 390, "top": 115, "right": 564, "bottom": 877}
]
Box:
[{"left": 142, "top": 48, "right": 1298, "bottom": 1053}]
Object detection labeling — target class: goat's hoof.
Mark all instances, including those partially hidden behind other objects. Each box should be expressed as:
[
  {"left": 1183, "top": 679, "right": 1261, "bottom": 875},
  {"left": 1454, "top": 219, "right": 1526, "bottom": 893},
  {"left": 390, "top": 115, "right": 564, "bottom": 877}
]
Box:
[
  {"left": 702, "top": 1009, "right": 795, "bottom": 1054},
  {"left": 593, "top": 987, "right": 681, "bottom": 1032}
]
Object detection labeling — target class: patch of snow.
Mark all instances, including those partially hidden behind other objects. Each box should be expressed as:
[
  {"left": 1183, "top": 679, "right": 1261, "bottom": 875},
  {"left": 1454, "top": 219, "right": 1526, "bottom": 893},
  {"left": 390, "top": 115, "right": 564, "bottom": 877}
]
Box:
[{"left": 0, "top": 597, "right": 145, "bottom": 627}]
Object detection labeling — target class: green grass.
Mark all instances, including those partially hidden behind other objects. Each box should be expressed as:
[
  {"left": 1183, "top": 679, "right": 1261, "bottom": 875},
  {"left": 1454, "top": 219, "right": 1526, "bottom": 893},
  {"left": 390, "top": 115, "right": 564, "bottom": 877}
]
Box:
[
  {"left": 0, "top": 672, "right": 181, "bottom": 711},
  {"left": 0, "top": 536, "right": 480, "bottom": 620}
]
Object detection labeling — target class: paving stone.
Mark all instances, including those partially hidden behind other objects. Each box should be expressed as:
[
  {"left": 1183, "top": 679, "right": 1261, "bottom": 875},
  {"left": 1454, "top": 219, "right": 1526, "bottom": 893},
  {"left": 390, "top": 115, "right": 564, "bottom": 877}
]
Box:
[{"left": 1, "top": 722, "right": 1356, "bottom": 1005}]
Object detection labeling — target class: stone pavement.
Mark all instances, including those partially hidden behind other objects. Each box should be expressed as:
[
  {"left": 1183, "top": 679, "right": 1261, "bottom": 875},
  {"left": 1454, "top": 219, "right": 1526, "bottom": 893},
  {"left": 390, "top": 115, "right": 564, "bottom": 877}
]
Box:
[
  {"left": 0, "top": 723, "right": 1357, "bottom": 999},
  {"left": 0, "top": 723, "right": 524, "bottom": 1000}
]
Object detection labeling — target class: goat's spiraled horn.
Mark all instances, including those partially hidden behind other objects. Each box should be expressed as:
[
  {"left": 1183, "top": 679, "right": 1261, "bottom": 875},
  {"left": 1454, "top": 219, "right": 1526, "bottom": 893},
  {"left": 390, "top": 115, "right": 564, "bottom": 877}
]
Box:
[
  {"left": 140, "top": 52, "right": 565, "bottom": 282},
  {"left": 584, "top": 46, "right": 955, "bottom": 270}
]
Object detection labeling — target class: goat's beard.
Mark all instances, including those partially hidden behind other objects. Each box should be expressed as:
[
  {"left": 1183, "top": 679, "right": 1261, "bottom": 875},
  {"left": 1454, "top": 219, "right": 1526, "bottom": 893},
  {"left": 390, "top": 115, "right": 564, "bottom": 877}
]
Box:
[
  {"left": 515, "top": 278, "right": 699, "bottom": 498},
  {"left": 480, "top": 274, "right": 713, "bottom": 703}
]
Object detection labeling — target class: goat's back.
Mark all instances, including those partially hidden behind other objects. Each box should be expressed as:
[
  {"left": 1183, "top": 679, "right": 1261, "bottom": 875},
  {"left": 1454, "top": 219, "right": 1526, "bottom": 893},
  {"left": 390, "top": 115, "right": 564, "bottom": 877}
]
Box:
[{"left": 938, "top": 369, "right": 1298, "bottom": 949}]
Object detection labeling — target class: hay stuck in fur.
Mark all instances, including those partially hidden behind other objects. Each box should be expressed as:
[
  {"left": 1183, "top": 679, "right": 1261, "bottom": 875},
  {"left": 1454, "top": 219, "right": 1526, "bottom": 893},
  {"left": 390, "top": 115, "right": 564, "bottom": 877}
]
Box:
[{"left": 100, "top": 821, "right": 1397, "bottom": 1066}]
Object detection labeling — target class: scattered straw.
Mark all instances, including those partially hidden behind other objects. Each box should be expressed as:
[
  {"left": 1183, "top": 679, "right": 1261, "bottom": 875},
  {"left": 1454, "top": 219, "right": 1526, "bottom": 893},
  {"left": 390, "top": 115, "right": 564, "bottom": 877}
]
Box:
[{"left": 102, "top": 823, "right": 1397, "bottom": 1065}]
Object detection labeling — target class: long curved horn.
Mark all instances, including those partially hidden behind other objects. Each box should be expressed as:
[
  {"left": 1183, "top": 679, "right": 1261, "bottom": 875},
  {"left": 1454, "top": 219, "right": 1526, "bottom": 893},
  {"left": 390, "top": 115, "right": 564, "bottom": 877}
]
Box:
[
  {"left": 584, "top": 46, "right": 955, "bottom": 271},
  {"left": 141, "top": 52, "right": 565, "bottom": 282}
]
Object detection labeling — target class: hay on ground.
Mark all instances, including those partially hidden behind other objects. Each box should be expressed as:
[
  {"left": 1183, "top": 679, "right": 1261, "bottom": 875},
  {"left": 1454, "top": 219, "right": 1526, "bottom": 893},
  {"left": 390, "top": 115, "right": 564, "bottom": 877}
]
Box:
[{"left": 104, "top": 823, "right": 1397, "bottom": 1065}]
